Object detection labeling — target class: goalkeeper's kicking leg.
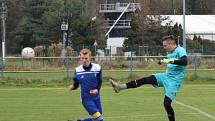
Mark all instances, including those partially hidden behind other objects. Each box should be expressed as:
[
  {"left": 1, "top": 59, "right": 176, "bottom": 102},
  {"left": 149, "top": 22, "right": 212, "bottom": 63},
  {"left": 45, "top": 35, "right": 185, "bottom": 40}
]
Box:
[
  {"left": 109, "top": 75, "right": 175, "bottom": 121},
  {"left": 109, "top": 75, "right": 157, "bottom": 93}
]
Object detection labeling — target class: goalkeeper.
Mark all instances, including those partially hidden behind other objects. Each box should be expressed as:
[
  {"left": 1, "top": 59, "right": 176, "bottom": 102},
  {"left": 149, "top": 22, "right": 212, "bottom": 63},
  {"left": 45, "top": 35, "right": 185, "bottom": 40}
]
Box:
[{"left": 110, "top": 35, "right": 187, "bottom": 121}]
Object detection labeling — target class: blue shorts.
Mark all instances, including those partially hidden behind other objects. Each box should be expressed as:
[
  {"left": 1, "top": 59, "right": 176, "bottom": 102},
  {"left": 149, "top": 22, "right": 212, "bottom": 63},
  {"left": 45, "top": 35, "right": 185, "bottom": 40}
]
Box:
[
  {"left": 153, "top": 73, "right": 182, "bottom": 100},
  {"left": 82, "top": 98, "right": 102, "bottom": 116}
]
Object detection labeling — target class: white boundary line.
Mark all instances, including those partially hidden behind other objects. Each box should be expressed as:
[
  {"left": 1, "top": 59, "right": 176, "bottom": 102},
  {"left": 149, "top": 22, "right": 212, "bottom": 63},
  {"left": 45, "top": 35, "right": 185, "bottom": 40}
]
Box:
[
  {"left": 104, "top": 113, "right": 198, "bottom": 119},
  {"left": 175, "top": 100, "right": 215, "bottom": 120}
]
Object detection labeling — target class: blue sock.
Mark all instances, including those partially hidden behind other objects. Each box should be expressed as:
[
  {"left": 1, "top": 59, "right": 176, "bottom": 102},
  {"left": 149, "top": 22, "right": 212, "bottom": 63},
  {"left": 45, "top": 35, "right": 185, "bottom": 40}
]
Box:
[
  {"left": 81, "top": 118, "right": 92, "bottom": 121},
  {"left": 81, "top": 118, "right": 103, "bottom": 121}
]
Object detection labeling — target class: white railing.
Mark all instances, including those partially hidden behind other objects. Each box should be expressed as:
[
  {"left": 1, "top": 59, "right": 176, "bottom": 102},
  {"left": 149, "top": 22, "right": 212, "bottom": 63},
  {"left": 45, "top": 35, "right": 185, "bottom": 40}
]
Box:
[
  {"left": 104, "top": 19, "right": 131, "bottom": 28},
  {"left": 100, "top": 3, "right": 140, "bottom": 13}
]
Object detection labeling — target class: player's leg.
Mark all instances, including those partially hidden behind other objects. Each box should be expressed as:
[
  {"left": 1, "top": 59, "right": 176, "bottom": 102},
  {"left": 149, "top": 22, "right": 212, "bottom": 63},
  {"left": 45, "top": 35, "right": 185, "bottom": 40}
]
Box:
[
  {"left": 165, "top": 80, "right": 182, "bottom": 121},
  {"left": 94, "top": 98, "right": 102, "bottom": 114},
  {"left": 67, "top": 120, "right": 81, "bottom": 121},
  {"left": 80, "top": 111, "right": 102, "bottom": 121},
  {"left": 109, "top": 75, "right": 158, "bottom": 93},
  {"left": 81, "top": 100, "right": 103, "bottom": 121},
  {"left": 162, "top": 79, "right": 179, "bottom": 121},
  {"left": 163, "top": 96, "right": 175, "bottom": 121}
]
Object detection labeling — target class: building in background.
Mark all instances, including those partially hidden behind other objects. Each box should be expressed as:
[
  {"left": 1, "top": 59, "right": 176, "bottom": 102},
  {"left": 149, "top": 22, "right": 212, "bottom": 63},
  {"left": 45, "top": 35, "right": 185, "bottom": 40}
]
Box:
[{"left": 99, "top": 0, "right": 140, "bottom": 56}]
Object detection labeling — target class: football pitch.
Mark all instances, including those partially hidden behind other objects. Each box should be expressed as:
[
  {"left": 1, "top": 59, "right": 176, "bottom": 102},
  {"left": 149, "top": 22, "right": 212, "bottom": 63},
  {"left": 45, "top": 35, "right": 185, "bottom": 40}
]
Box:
[{"left": 0, "top": 84, "right": 215, "bottom": 121}]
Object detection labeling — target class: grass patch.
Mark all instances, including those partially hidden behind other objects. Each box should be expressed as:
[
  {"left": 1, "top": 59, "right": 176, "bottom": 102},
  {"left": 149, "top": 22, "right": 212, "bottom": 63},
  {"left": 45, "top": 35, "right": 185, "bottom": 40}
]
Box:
[
  {"left": 0, "top": 70, "right": 215, "bottom": 87},
  {"left": 0, "top": 85, "right": 214, "bottom": 121}
]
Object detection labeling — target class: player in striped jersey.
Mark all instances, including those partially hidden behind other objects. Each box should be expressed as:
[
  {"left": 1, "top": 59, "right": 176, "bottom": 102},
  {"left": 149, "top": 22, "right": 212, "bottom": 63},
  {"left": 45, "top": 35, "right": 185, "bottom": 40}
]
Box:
[{"left": 68, "top": 49, "right": 103, "bottom": 121}]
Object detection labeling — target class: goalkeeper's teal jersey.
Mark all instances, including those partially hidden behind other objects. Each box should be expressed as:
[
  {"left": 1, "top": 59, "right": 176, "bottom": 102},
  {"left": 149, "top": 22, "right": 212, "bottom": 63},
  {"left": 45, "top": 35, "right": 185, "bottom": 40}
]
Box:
[{"left": 166, "top": 45, "right": 187, "bottom": 82}]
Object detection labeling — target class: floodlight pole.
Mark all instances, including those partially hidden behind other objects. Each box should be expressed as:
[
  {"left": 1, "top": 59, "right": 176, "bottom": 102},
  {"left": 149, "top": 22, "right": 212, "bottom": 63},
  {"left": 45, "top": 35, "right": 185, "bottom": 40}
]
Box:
[
  {"left": 1, "top": 1, "right": 7, "bottom": 61},
  {"left": 59, "top": 0, "right": 71, "bottom": 79},
  {"left": 93, "top": 40, "right": 98, "bottom": 56},
  {"left": 0, "top": 1, "right": 7, "bottom": 79},
  {"left": 183, "top": 0, "right": 186, "bottom": 50},
  {"left": 61, "top": 21, "right": 69, "bottom": 79},
  {"left": 61, "top": 22, "right": 68, "bottom": 57}
]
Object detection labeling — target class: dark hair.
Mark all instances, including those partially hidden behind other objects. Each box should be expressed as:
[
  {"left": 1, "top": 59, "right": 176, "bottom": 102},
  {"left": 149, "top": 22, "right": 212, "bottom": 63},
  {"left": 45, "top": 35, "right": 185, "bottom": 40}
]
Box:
[
  {"left": 80, "top": 48, "right": 91, "bottom": 56},
  {"left": 162, "top": 35, "right": 175, "bottom": 41}
]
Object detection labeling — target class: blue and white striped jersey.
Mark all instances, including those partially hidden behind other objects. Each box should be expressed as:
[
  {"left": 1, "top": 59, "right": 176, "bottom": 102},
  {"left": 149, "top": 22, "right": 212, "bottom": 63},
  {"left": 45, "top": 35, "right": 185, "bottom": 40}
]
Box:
[{"left": 73, "top": 63, "right": 102, "bottom": 100}]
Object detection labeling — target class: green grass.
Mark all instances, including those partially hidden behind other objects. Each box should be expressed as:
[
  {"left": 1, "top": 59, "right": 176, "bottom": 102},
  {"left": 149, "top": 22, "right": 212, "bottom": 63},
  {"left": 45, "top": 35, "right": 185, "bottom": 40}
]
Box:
[
  {"left": 1, "top": 70, "right": 215, "bottom": 87},
  {"left": 0, "top": 85, "right": 215, "bottom": 121}
]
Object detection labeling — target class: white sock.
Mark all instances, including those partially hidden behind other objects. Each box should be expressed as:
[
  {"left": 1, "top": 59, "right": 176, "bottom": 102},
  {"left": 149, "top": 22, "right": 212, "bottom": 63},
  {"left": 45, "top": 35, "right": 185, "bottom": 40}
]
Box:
[{"left": 118, "top": 84, "right": 127, "bottom": 90}]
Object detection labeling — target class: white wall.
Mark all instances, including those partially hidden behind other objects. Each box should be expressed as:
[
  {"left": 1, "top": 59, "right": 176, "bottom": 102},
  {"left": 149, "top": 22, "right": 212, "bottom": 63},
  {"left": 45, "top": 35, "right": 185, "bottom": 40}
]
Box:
[{"left": 106, "top": 37, "right": 125, "bottom": 55}]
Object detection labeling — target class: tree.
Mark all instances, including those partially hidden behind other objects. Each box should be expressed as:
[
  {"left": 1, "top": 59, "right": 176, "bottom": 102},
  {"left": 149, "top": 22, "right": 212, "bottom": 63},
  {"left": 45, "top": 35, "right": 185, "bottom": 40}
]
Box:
[
  {"left": 124, "top": 15, "right": 140, "bottom": 51},
  {"left": 186, "top": 0, "right": 214, "bottom": 14},
  {"left": 14, "top": 0, "right": 53, "bottom": 50},
  {"left": 62, "top": 0, "right": 104, "bottom": 51},
  {"left": 124, "top": 14, "right": 172, "bottom": 55},
  {"left": 13, "top": 0, "right": 104, "bottom": 53},
  {"left": 138, "top": 0, "right": 215, "bottom": 15},
  {"left": 1, "top": 0, "right": 26, "bottom": 54},
  {"left": 188, "top": 34, "right": 201, "bottom": 53},
  {"left": 168, "top": 23, "right": 183, "bottom": 45}
]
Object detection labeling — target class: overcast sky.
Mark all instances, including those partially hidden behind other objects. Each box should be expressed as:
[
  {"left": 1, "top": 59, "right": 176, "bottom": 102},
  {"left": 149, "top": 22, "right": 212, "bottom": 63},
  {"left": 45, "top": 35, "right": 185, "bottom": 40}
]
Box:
[
  {"left": 165, "top": 15, "right": 215, "bottom": 40},
  {"left": 165, "top": 15, "right": 215, "bottom": 32}
]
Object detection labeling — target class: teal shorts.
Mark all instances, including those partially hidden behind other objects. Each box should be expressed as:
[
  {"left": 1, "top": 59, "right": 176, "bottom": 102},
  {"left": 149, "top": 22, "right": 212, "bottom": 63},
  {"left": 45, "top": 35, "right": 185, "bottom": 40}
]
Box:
[{"left": 153, "top": 73, "right": 182, "bottom": 100}]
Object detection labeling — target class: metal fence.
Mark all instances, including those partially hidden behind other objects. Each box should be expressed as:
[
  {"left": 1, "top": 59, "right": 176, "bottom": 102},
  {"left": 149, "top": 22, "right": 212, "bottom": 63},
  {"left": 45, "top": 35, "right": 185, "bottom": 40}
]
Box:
[
  {"left": 0, "top": 55, "right": 214, "bottom": 81},
  {"left": 2, "top": 55, "right": 215, "bottom": 72}
]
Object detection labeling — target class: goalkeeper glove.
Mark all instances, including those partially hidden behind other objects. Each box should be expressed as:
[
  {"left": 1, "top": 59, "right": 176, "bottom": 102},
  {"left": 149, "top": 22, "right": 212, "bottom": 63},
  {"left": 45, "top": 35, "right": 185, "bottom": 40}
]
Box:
[{"left": 159, "top": 58, "right": 174, "bottom": 64}]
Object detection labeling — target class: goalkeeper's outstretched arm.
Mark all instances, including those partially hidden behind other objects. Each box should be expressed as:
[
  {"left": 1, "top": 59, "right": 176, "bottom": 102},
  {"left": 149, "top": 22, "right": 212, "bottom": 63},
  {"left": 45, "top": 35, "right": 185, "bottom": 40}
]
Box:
[
  {"left": 159, "top": 56, "right": 187, "bottom": 66},
  {"left": 172, "top": 56, "right": 187, "bottom": 66}
]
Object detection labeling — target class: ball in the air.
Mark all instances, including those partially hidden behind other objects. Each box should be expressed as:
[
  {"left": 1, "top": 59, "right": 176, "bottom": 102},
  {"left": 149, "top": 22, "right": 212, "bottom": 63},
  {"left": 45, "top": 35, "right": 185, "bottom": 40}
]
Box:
[{"left": 21, "top": 47, "right": 35, "bottom": 58}]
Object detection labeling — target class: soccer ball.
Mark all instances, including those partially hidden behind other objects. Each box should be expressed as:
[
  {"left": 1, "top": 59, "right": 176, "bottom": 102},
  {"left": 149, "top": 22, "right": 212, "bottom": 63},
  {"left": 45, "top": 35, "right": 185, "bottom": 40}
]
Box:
[{"left": 21, "top": 47, "right": 35, "bottom": 58}]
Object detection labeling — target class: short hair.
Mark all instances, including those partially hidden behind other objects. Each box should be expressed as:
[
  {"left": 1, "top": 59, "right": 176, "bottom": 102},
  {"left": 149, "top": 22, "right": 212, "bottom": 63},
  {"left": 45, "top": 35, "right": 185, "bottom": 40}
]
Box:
[
  {"left": 80, "top": 48, "right": 91, "bottom": 56},
  {"left": 162, "top": 35, "right": 176, "bottom": 44}
]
